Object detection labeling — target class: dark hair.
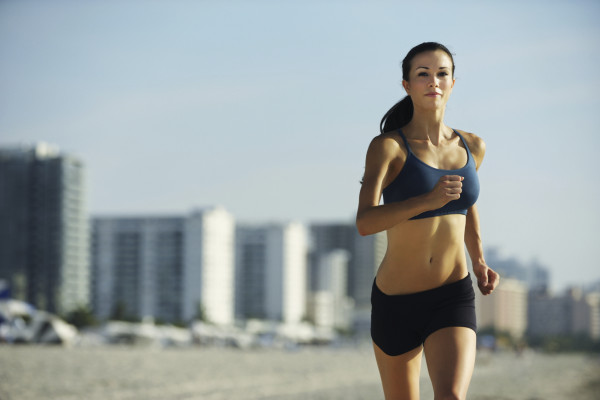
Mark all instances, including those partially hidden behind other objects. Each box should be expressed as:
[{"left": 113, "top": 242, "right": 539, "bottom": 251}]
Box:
[{"left": 379, "top": 42, "right": 455, "bottom": 134}]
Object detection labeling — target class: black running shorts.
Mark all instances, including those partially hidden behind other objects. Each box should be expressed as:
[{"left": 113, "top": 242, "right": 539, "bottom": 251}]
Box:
[{"left": 371, "top": 274, "right": 477, "bottom": 356}]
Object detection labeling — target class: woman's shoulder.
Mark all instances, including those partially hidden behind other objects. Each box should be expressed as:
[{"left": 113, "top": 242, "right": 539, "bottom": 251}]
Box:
[
  {"left": 455, "top": 129, "right": 486, "bottom": 169},
  {"left": 364, "top": 131, "right": 408, "bottom": 168},
  {"left": 455, "top": 129, "right": 486, "bottom": 160},
  {"left": 368, "top": 131, "right": 406, "bottom": 154}
]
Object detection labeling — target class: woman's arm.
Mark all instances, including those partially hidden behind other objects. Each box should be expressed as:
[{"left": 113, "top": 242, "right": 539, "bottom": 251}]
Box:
[
  {"left": 465, "top": 205, "right": 500, "bottom": 295},
  {"left": 461, "top": 131, "right": 499, "bottom": 295},
  {"left": 356, "top": 135, "right": 464, "bottom": 236}
]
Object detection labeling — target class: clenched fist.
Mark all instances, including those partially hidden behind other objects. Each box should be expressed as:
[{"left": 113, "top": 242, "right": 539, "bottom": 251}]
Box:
[{"left": 426, "top": 175, "right": 464, "bottom": 209}]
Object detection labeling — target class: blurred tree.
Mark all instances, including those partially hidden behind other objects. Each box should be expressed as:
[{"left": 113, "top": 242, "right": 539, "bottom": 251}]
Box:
[
  {"left": 195, "top": 302, "right": 208, "bottom": 323},
  {"left": 110, "top": 301, "right": 139, "bottom": 322},
  {"left": 64, "top": 304, "right": 97, "bottom": 328},
  {"left": 111, "top": 301, "right": 127, "bottom": 321}
]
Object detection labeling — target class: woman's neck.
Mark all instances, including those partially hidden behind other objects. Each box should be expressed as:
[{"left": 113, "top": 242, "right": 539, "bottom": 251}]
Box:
[{"left": 403, "top": 107, "right": 450, "bottom": 145}]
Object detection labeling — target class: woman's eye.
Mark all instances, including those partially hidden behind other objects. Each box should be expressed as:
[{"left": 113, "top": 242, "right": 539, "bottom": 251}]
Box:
[
  {"left": 438, "top": 72, "right": 448, "bottom": 77},
  {"left": 418, "top": 72, "right": 428, "bottom": 77}
]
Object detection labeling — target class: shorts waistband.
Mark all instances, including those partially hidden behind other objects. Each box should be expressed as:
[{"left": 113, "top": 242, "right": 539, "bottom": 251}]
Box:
[{"left": 373, "top": 273, "right": 473, "bottom": 302}]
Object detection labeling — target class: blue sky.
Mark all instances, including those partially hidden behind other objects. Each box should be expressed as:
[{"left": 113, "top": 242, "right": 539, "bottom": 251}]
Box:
[{"left": 1, "top": 0, "right": 599, "bottom": 291}]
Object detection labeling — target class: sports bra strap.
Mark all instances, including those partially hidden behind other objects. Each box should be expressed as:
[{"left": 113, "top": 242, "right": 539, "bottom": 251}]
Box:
[
  {"left": 453, "top": 130, "right": 472, "bottom": 156},
  {"left": 396, "top": 128, "right": 410, "bottom": 149}
]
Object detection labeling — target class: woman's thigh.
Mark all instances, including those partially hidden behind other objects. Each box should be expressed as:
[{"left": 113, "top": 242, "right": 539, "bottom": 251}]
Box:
[
  {"left": 373, "top": 342, "right": 423, "bottom": 400},
  {"left": 423, "top": 327, "right": 476, "bottom": 400}
]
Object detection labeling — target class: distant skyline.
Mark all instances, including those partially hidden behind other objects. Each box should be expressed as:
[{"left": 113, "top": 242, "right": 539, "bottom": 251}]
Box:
[{"left": 1, "top": 0, "right": 599, "bottom": 291}]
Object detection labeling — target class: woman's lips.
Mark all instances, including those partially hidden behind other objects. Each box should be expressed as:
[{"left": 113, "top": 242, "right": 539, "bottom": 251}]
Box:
[{"left": 426, "top": 92, "right": 441, "bottom": 97}]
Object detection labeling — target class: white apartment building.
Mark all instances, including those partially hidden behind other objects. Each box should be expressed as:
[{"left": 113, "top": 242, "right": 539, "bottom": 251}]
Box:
[
  {"left": 309, "top": 223, "right": 386, "bottom": 311},
  {"left": 183, "top": 207, "right": 235, "bottom": 325},
  {"left": 529, "top": 287, "right": 600, "bottom": 339},
  {"left": 477, "top": 277, "right": 528, "bottom": 339},
  {"left": 236, "top": 222, "right": 308, "bottom": 324},
  {"left": 92, "top": 216, "right": 185, "bottom": 323},
  {"left": 307, "top": 249, "right": 353, "bottom": 330},
  {"left": 92, "top": 206, "right": 235, "bottom": 325},
  {"left": 586, "top": 292, "right": 600, "bottom": 340}
]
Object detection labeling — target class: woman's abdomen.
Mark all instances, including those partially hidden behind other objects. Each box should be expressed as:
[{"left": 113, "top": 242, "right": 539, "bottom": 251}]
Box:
[{"left": 375, "top": 214, "right": 468, "bottom": 295}]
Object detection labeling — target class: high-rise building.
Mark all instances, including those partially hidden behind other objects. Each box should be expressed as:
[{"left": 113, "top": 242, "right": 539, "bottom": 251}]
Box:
[
  {"left": 307, "top": 249, "right": 353, "bottom": 330},
  {"left": 183, "top": 207, "right": 235, "bottom": 325},
  {"left": 527, "top": 292, "right": 568, "bottom": 336},
  {"left": 528, "top": 287, "right": 600, "bottom": 339},
  {"left": 309, "top": 222, "right": 385, "bottom": 335},
  {"left": 0, "top": 143, "right": 89, "bottom": 315},
  {"left": 586, "top": 292, "right": 600, "bottom": 340},
  {"left": 91, "top": 207, "right": 235, "bottom": 325},
  {"left": 92, "top": 216, "right": 184, "bottom": 323},
  {"left": 477, "top": 277, "right": 528, "bottom": 339},
  {"left": 236, "top": 222, "right": 308, "bottom": 323},
  {"left": 526, "top": 259, "right": 551, "bottom": 292},
  {"left": 309, "top": 223, "right": 386, "bottom": 310},
  {"left": 310, "top": 223, "right": 355, "bottom": 295},
  {"left": 484, "top": 248, "right": 550, "bottom": 292}
]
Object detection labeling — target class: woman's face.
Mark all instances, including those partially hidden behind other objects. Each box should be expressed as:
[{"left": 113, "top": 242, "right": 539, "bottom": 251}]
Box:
[{"left": 402, "top": 50, "right": 455, "bottom": 110}]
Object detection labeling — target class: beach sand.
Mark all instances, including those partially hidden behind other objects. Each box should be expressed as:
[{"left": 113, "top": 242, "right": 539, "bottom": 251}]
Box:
[{"left": 0, "top": 344, "right": 598, "bottom": 399}]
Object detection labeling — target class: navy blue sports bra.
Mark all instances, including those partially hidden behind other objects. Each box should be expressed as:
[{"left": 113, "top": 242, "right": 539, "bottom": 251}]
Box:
[{"left": 382, "top": 128, "right": 479, "bottom": 220}]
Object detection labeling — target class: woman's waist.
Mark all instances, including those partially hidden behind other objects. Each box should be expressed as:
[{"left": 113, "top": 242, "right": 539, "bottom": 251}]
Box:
[
  {"left": 377, "top": 248, "right": 468, "bottom": 295},
  {"left": 384, "top": 229, "right": 465, "bottom": 264},
  {"left": 377, "top": 215, "right": 468, "bottom": 294}
]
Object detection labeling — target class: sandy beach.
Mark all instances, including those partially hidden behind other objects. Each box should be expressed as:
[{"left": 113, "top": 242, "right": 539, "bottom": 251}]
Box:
[{"left": 0, "top": 344, "right": 598, "bottom": 400}]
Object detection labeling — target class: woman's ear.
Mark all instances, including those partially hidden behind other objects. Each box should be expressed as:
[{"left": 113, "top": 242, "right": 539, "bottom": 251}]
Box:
[{"left": 402, "top": 80, "right": 410, "bottom": 95}]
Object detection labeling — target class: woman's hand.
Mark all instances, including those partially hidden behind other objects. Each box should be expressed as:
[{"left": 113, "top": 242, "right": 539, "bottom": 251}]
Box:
[
  {"left": 426, "top": 175, "right": 464, "bottom": 210},
  {"left": 473, "top": 262, "right": 500, "bottom": 295}
]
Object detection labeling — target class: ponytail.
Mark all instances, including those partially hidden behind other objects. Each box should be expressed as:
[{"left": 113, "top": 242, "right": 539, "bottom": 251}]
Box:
[{"left": 379, "top": 95, "right": 413, "bottom": 135}]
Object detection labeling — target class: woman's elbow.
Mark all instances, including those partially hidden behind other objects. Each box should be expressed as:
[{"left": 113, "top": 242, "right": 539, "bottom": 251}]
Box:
[{"left": 355, "top": 215, "right": 373, "bottom": 236}]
